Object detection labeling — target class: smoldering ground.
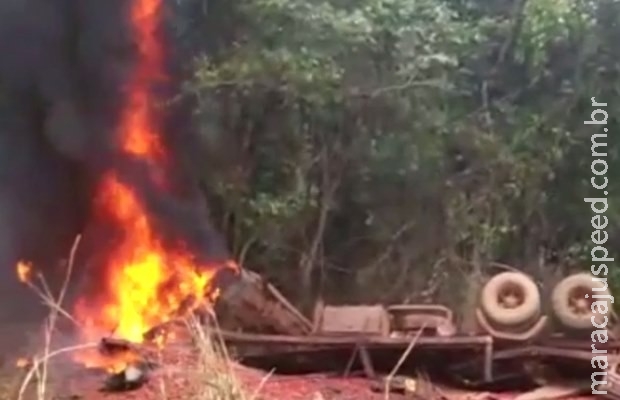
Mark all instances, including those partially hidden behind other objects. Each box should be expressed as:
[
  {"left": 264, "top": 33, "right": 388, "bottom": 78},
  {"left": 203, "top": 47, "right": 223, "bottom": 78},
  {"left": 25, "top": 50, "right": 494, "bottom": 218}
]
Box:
[{"left": 0, "top": 0, "right": 226, "bottom": 335}]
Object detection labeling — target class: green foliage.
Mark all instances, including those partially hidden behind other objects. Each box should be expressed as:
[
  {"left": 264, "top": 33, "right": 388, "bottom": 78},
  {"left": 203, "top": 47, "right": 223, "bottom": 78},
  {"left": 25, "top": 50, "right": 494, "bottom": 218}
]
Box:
[
  {"left": 517, "top": 0, "right": 593, "bottom": 70},
  {"left": 175, "top": 0, "right": 620, "bottom": 304}
]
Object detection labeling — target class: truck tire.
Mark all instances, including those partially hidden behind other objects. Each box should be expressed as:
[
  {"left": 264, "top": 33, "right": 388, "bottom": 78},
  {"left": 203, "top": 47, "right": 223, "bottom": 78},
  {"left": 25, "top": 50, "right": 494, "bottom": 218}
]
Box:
[
  {"left": 480, "top": 272, "right": 541, "bottom": 327},
  {"left": 551, "top": 273, "right": 611, "bottom": 330}
]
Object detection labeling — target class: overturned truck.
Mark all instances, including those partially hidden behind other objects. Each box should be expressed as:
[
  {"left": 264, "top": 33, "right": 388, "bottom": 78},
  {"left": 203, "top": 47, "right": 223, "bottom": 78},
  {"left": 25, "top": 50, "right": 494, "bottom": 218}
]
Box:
[{"left": 213, "top": 267, "right": 619, "bottom": 393}]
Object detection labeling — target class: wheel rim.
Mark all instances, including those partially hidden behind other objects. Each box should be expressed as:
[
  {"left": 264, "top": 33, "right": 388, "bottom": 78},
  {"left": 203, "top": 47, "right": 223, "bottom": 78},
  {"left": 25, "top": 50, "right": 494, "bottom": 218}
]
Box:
[
  {"left": 567, "top": 285, "right": 593, "bottom": 316},
  {"left": 496, "top": 282, "right": 526, "bottom": 310}
]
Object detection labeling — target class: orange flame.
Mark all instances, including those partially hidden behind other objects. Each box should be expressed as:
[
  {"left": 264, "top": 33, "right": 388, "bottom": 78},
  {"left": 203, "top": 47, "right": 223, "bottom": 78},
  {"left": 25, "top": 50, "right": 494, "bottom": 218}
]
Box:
[
  {"left": 72, "top": 0, "right": 237, "bottom": 371},
  {"left": 121, "top": 0, "right": 165, "bottom": 160},
  {"left": 75, "top": 174, "right": 223, "bottom": 342},
  {"left": 15, "top": 357, "right": 30, "bottom": 368},
  {"left": 16, "top": 261, "right": 33, "bottom": 283}
]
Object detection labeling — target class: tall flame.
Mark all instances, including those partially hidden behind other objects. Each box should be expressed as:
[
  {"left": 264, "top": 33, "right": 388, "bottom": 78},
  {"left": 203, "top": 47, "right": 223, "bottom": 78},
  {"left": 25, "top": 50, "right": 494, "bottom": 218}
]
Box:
[
  {"left": 121, "top": 0, "right": 165, "bottom": 160},
  {"left": 72, "top": 0, "right": 236, "bottom": 370},
  {"left": 75, "top": 174, "right": 221, "bottom": 343}
]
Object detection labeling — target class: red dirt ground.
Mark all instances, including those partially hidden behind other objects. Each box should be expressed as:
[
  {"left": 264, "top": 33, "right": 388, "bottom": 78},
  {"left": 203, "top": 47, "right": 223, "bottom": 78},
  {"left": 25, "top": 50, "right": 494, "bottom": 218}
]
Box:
[
  {"left": 51, "top": 365, "right": 596, "bottom": 400},
  {"left": 55, "top": 369, "right": 596, "bottom": 400},
  {"left": 0, "top": 328, "right": 596, "bottom": 400},
  {"left": 37, "top": 345, "right": 598, "bottom": 400}
]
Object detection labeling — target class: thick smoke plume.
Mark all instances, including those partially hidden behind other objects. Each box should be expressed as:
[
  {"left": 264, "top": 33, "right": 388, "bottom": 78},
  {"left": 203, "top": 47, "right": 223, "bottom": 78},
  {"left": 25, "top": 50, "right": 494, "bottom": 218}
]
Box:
[{"left": 0, "top": 0, "right": 226, "bottom": 325}]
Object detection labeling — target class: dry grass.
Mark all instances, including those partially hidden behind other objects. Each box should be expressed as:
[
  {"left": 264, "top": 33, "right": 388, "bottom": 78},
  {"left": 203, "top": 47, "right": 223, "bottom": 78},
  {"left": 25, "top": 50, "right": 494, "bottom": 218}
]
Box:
[
  {"left": 185, "top": 314, "right": 271, "bottom": 400},
  {"left": 14, "top": 234, "right": 268, "bottom": 400}
]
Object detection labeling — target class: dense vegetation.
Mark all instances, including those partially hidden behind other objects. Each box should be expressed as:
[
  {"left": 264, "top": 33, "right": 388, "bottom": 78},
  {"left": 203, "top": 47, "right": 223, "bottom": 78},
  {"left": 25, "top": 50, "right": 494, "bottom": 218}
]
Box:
[{"left": 170, "top": 0, "right": 620, "bottom": 314}]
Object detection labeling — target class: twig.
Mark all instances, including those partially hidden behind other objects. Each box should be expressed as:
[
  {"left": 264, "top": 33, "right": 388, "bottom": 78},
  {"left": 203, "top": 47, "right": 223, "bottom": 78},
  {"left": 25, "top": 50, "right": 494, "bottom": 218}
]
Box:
[
  {"left": 36, "top": 274, "right": 55, "bottom": 305},
  {"left": 238, "top": 236, "right": 257, "bottom": 268},
  {"left": 248, "top": 368, "right": 274, "bottom": 400},
  {"left": 58, "top": 234, "right": 81, "bottom": 308},
  {"left": 487, "top": 261, "right": 519, "bottom": 273},
  {"left": 22, "top": 280, "right": 78, "bottom": 325},
  {"left": 38, "top": 234, "right": 81, "bottom": 400},
  {"left": 157, "top": 349, "right": 168, "bottom": 400},
  {"left": 384, "top": 324, "right": 426, "bottom": 400}
]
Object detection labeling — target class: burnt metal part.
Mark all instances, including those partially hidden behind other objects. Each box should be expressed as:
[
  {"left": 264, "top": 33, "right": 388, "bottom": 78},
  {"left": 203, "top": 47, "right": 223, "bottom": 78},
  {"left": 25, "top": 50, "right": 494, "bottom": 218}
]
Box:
[
  {"left": 99, "top": 337, "right": 138, "bottom": 356},
  {"left": 215, "top": 269, "right": 313, "bottom": 335},
  {"left": 218, "top": 329, "right": 493, "bottom": 347},
  {"left": 450, "top": 342, "right": 620, "bottom": 388},
  {"left": 540, "top": 337, "right": 620, "bottom": 351}
]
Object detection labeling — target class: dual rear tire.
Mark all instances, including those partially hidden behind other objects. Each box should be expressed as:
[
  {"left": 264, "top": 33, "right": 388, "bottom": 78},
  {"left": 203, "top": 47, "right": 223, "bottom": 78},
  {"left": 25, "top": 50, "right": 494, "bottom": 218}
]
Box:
[{"left": 479, "top": 271, "right": 612, "bottom": 331}]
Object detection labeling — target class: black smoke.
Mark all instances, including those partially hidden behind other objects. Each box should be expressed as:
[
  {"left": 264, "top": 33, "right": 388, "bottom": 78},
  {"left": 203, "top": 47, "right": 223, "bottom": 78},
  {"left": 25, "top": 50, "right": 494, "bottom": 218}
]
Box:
[{"left": 0, "top": 0, "right": 227, "bottom": 329}]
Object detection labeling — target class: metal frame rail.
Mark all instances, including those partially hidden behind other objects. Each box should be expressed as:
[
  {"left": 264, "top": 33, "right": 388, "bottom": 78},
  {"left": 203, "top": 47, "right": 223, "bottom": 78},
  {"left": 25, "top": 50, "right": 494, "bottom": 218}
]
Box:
[{"left": 218, "top": 330, "right": 495, "bottom": 381}]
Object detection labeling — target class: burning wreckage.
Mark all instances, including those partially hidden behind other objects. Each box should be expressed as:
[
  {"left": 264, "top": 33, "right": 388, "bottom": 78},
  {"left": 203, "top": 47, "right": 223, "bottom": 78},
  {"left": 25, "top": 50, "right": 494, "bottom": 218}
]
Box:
[
  {"left": 1, "top": 0, "right": 619, "bottom": 398},
  {"left": 14, "top": 256, "right": 620, "bottom": 396}
]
